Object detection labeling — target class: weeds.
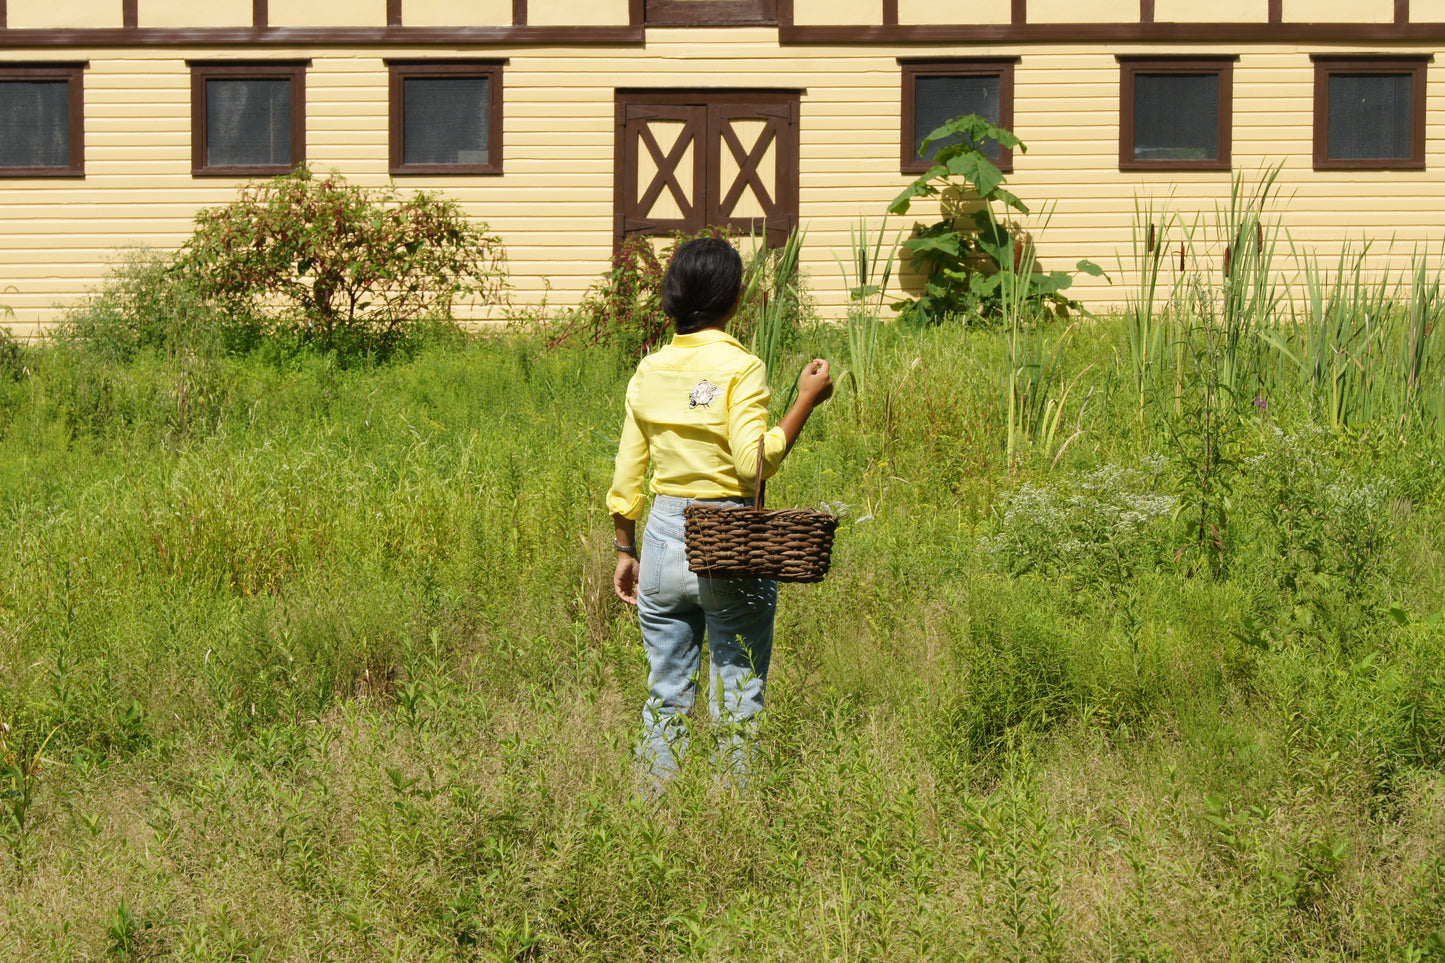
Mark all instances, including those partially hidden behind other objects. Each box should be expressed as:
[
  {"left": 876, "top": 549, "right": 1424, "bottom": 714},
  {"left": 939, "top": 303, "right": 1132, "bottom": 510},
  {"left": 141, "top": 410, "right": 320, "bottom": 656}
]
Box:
[{"left": 0, "top": 313, "right": 1440, "bottom": 960}]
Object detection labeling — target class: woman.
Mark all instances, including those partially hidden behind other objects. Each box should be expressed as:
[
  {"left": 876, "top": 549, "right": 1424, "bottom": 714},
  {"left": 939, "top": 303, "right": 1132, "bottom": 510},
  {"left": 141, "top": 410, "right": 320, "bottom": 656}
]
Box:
[{"left": 607, "top": 237, "right": 834, "bottom": 790}]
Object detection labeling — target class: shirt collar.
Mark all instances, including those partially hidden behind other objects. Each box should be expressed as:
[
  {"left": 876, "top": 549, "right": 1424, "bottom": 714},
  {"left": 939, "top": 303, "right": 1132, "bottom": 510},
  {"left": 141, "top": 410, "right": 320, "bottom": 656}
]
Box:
[{"left": 671, "top": 328, "right": 740, "bottom": 349}]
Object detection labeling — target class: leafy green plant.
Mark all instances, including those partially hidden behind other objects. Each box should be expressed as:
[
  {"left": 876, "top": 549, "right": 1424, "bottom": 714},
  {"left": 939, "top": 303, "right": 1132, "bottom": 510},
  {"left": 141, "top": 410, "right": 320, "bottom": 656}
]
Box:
[
  {"left": 550, "top": 226, "right": 812, "bottom": 388},
  {"left": 548, "top": 233, "right": 669, "bottom": 360},
  {"left": 888, "top": 114, "right": 1103, "bottom": 325},
  {"left": 176, "top": 167, "right": 507, "bottom": 359},
  {"left": 0, "top": 721, "right": 58, "bottom": 870},
  {"left": 1162, "top": 296, "right": 1247, "bottom": 579},
  {"left": 979, "top": 458, "right": 1177, "bottom": 584},
  {"left": 57, "top": 247, "right": 262, "bottom": 362},
  {"left": 0, "top": 323, "right": 24, "bottom": 383}
]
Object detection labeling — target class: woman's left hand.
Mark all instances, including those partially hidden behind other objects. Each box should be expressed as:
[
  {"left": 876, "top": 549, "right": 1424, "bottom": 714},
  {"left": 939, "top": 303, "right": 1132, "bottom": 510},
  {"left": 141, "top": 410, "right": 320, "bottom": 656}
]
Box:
[{"left": 614, "top": 554, "right": 639, "bottom": 605}]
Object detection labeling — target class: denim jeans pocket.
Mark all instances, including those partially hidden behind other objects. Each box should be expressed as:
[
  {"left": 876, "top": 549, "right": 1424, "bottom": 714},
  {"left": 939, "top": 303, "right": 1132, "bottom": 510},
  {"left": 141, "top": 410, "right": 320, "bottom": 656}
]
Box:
[{"left": 639, "top": 530, "right": 669, "bottom": 598}]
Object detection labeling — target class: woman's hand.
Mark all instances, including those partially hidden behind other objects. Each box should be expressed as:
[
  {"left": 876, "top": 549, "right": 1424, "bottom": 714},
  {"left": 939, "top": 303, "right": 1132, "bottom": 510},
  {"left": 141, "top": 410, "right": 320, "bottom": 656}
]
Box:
[
  {"left": 778, "top": 359, "right": 834, "bottom": 452},
  {"left": 614, "top": 553, "right": 639, "bottom": 604},
  {"left": 797, "top": 359, "right": 834, "bottom": 406},
  {"left": 612, "top": 514, "right": 639, "bottom": 605}
]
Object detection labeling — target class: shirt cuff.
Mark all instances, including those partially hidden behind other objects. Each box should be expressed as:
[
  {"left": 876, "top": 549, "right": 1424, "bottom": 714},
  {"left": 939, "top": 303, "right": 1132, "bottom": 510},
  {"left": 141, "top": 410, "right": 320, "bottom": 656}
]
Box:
[{"left": 606, "top": 491, "right": 646, "bottom": 521}]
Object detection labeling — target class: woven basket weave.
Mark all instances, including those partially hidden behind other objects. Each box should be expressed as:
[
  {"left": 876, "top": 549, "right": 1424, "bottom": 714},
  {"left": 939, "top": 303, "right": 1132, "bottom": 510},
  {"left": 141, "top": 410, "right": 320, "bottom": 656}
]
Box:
[{"left": 683, "top": 435, "right": 838, "bottom": 583}]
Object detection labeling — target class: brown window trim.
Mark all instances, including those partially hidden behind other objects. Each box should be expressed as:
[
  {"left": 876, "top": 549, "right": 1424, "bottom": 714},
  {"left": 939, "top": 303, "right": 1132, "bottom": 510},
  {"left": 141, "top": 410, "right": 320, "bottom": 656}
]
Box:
[
  {"left": 1311, "top": 54, "right": 1429, "bottom": 171},
  {"left": 1118, "top": 55, "right": 1235, "bottom": 172},
  {"left": 0, "top": 61, "right": 85, "bottom": 177},
  {"left": 900, "top": 58, "right": 1017, "bottom": 175},
  {"left": 189, "top": 60, "right": 307, "bottom": 178},
  {"left": 386, "top": 60, "right": 504, "bottom": 175},
  {"left": 645, "top": 0, "right": 777, "bottom": 26}
]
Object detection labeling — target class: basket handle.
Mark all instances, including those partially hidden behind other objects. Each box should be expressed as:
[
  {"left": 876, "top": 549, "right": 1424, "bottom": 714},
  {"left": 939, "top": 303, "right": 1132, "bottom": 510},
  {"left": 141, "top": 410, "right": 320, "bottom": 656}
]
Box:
[{"left": 752, "top": 432, "right": 767, "bottom": 511}]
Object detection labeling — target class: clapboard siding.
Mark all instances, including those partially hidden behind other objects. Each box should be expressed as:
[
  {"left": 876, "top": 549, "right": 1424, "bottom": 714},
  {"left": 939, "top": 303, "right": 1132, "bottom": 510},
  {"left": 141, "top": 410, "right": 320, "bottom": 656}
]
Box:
[{"left": 3, "top": 34, "right": 1445, "bottom": 335}]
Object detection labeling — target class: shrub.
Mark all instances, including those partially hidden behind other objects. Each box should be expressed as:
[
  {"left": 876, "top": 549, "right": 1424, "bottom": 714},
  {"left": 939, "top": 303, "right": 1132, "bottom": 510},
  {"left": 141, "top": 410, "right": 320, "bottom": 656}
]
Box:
[
  {"left": 978, "top": 457, "right": 1178, "bottom": 584},
  {"left": 0, "top": 324, "right": 24, "bottom": 383},
  {"left": 548, "top": 228, "right": 814, "bottom": 371},
  {"left": 176, "top": 168, "right": 507, "bottom": 358},
  {"left": 547, "top": 234, "right": 670, "bottom": 360},
  {"left": 57, "top": 248, "right": 263, "bottom": 362}
]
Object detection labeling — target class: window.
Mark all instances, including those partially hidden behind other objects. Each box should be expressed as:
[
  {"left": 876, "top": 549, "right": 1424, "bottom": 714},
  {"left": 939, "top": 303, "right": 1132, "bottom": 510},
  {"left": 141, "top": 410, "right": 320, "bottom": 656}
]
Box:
[
  {"left": 0, "top": 63, "right": 85, "bottom": 177},
  {"left": 1313, "top": 56, "right": 1428, "bottom": 171},
  {"left": 1119, "top": 57, "right": 1234, "bottom": 172},
  {"left": 190, "top": 61, "right": 307, "bottom": 176},
  {"left": 387, "top": 61, "right": 504, "bottom": 175},
  {"left": 901, "top": 59, "right": 1017, "bottom": 174}
]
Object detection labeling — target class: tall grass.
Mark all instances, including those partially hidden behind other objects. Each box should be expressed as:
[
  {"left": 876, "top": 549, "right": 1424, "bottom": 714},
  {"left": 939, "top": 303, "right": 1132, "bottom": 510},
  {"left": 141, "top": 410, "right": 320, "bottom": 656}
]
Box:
[
  {"left": 1126, "top": 168, "right": 1445, "bottom": 443},
  {"left": 833, "top": 216, "right": 900, "bottom": 416},
  {"left": 743, "top": 226, "right": 807, "bottom": 386},
  {"left": 1, "top": 264, "right": 1445, "bottom": 958}
]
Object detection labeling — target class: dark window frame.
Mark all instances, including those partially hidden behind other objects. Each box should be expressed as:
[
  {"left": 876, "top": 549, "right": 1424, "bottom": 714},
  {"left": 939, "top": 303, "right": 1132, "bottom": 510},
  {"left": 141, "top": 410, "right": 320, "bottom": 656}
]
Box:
[
  {"left": 1118, "top": 56, "right": 1235, "bottom": 173},
  {"left": 1312, "top": 55, "right": 1429, "bottom": 171},
  {"left": 0, "top": 62, "right": 86, "bottom": 178},
  {"left": 189, "top": 60, "right": 308, "bottom": 178},
  {"left": 900, "top": 58, "right": 1017, "bottom": 175},
  {"left": 386, "top": 60, "right": 504, "bottom": 175}
]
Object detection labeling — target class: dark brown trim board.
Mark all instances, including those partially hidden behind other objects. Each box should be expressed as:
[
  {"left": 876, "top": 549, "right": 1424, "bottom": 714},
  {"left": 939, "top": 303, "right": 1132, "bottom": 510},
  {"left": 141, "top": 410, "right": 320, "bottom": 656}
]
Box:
[
  {"left": 1012, "top": 0, "right": 1025, "bottom": 23},
  {"left": 0, "top": 25, "right": 643, "bottom": 46},
  {"left": 1397, "top": 0, "right": 1409, "bottom": 24},
  {"left": 1268, "top": 0, "right": 1281, "bottom": 24},
  {"left": 386, "top": 60, "right": 504, "bottom": 175},
  {"left": 778, "top": 21, "right": 1445, "bottom": 42},
  {"left": 123, "top": 0, "right": 137, "bottom": 28},
  {"left": 1118, "top": 56, "right": 1235, "bottom": 172},
  {"left": 254, "top": 0, "right": 267, "bottom": 28},
  {"left": 0, "top": 61, "right": 87, "bottom": 177},
  {"left": 1311, "top": 54, "right": 1429, "bottom": 171},
  {"left": 644, "top": 0, "right": 777, "bottom": 25},
  {"left": 189, "top": 60, "right": 308, "bottom": 177},
  {"left": 513, "top": 0, "right": 528, "bottom": 26},
  {"left": 1140, "top": 0, "right": 1155, "bottom": 23},
  {"left": 387, "top": 0, "right": 402, "bottom": 27},
  {"left": 899, "top": 58, "right": 1017, "bottom": 174},
  {"left": 882, "top": 0, "right": 898, "bottom": 26}
]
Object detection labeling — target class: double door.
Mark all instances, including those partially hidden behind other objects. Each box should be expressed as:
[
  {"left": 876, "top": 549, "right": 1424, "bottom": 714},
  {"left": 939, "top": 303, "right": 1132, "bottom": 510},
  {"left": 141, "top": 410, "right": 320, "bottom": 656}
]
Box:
[{"left": 615, "top": 90, "right": 800, "bottom": 249}]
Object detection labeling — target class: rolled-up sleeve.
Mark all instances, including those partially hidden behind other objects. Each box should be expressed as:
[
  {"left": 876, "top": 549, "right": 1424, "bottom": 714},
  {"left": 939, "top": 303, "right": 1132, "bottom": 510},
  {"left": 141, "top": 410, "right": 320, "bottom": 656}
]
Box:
[
  {"left": 606, "top": 390, "right": 650, "bottom": 520},
  {"left": 728, "top": 359, "right": 788, "bottom": 488}
]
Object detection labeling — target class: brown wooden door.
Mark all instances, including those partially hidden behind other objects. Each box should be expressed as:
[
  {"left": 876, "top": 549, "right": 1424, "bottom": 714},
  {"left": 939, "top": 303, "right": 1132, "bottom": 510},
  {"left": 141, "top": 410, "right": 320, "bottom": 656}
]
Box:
[{"left": 615, "top": 90, "right": 799, "bottom": 249}]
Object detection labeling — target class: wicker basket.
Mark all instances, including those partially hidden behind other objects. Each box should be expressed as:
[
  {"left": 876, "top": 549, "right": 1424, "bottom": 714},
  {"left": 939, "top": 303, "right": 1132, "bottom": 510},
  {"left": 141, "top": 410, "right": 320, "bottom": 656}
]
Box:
[{"left": 683, "top": 435, "right": 838, "bottom": 583}]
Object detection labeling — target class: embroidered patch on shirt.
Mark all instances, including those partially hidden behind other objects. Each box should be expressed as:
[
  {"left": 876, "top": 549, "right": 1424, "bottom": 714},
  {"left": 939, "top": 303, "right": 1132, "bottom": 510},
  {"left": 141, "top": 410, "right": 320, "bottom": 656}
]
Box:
[{"left": 689, "top": 379, "right": 722, "bottom": 409}]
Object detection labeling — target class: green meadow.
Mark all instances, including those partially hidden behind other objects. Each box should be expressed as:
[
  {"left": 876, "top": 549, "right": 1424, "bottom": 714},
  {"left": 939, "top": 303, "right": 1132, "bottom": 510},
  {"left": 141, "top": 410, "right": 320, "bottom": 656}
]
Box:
[{"left": 0, "top": 282, "right": 1443, "bottom": 961}]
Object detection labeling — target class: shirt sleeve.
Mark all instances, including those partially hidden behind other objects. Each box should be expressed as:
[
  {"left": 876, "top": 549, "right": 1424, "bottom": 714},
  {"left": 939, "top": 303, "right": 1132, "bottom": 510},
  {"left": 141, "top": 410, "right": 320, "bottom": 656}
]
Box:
[
  {"left": 728, "top": 357, "right": 789, "bottom": 489},
  {"left": 606, "top": 384, "right": 650, "bottom": 520}
]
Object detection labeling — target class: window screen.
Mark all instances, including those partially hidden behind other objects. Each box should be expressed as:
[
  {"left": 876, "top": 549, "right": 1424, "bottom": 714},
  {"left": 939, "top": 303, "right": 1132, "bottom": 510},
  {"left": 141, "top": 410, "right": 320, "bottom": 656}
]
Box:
[
  {"left": 402, "top": 76, "right": 491, "bottom": 166},
  {"left": 1327, "top": 73, "right": 1412, "bottom": 161},
  {"left": 1133, "top": 73, "right": 1219, "bottom": 162},
  {"left": 206, "top": 78, "right": 292, "bottom": 168},
  {"left": 0, "top": 80, "right": 71, "bottom": 170},
  {"left": 913, "top": 74, "right": 1002, "bottom": 162}
]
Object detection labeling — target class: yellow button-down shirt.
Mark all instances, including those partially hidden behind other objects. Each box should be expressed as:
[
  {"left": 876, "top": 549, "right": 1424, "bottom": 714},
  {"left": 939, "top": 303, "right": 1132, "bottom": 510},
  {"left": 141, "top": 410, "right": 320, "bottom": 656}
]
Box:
[{"left": 607, "top": 329, "right": 789, "bottom": 521}]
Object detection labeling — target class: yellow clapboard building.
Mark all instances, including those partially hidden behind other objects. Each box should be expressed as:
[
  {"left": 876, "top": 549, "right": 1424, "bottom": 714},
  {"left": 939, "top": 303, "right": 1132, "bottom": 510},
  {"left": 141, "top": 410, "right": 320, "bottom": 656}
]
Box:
[{"left": 1, "top": 0, "right": 1443, "bottom": 335}]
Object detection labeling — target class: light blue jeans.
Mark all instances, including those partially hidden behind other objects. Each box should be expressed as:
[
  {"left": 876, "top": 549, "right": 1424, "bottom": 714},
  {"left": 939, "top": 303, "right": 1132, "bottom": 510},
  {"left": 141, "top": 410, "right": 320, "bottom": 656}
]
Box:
[{"left": 637, "top": 494, "right": 777, "bottom": 790}]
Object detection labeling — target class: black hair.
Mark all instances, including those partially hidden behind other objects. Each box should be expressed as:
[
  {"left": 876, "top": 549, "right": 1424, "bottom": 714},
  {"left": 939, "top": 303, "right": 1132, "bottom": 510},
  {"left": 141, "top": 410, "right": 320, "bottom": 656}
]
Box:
[{"left": 661, "top": 237, "right": 743, "bottom": 335}]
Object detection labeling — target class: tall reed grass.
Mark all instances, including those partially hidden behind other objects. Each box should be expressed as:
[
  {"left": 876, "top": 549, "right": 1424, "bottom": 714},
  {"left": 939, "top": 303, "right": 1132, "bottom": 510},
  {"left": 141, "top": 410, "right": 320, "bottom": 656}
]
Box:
[{"left": 1, "top": 215, "right": 1444, "bottom": 959}]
